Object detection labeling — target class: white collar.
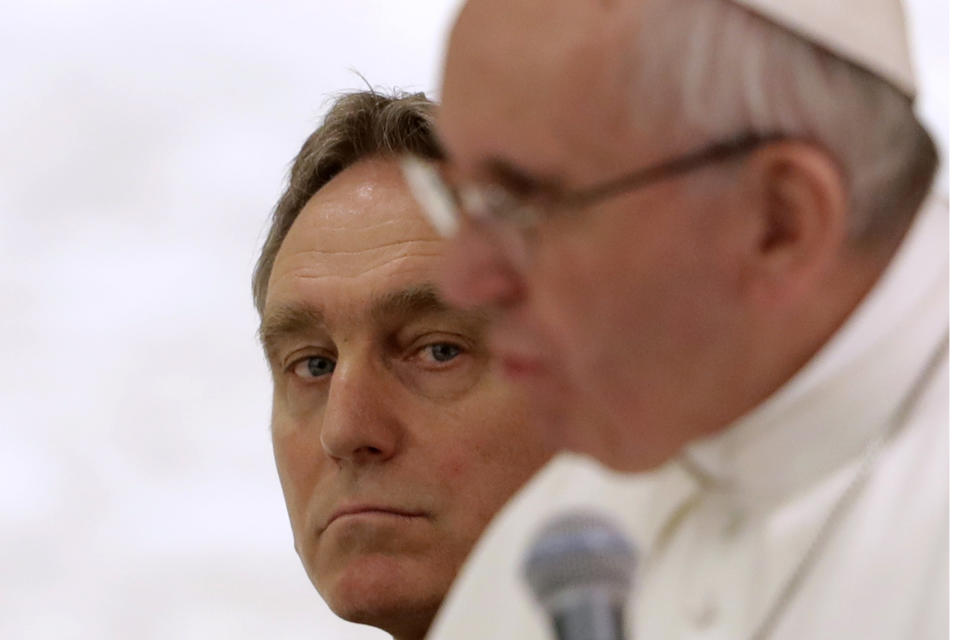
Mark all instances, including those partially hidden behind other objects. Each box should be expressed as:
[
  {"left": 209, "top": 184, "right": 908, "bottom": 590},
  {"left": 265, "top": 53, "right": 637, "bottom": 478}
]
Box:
[{"left": 680, "top": 196, "right": 948, "bottom": 507}]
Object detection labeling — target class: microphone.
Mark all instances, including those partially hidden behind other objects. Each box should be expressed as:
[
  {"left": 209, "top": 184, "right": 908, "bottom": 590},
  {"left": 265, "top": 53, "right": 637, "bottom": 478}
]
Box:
[{"left": 523, "top": 510, "right": 639, "bottom": 640}]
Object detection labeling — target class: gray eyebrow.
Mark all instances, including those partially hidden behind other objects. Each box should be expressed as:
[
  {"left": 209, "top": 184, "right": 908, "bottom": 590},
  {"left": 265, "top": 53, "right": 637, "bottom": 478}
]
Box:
[
  {"left": 258, "top": 283, "right": 489, "bottom": 361},
  {"left": 370, "top": 283, "right": 451, "bottom": 322},
  {"left": 372, "top": 283, "right": 493, "bottom": 334},
  {"left": 258, "top": 304, "right": 324, "bottom": 362},
  {"left": 482, "top": 156, "right": 564, "bottom": 194}
]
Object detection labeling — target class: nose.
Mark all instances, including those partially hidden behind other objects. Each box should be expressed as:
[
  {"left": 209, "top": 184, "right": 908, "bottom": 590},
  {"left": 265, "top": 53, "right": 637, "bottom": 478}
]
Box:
[
  {"left": 320, "top": 357, "right": 402, "bottom": 465},
  {"left": 439, "top": 221, "right": 527, "bottom": 310}
]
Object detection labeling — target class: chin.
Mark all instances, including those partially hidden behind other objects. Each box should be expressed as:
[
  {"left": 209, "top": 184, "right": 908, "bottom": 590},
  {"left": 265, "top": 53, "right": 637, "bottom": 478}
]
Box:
[{"left": 318, "top": 555, "right": 444, "bottom": 640}]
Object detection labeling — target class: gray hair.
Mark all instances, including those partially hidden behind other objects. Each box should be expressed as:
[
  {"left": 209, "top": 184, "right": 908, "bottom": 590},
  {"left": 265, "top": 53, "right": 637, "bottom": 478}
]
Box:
[
  {"left": 629, "top": 0, "right": 938, "bottom": 243},
  {"left": 252, "top": 90, "right": 442, "bottom": 315}
]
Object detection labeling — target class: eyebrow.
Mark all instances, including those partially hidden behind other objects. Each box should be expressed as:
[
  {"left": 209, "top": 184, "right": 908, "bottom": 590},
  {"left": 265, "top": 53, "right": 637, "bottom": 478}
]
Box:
[
  {"left": 370, "top": 283, "right": 454, "bottom": 323},
  {"left": 258, "top": 304, "right": 324, "bottom": 362},
  {"left": 258, "top": 284, "right": 488, "bottom": 361},
  {"left": 482, "top": 157, "right": 564, "bottom": 195}
]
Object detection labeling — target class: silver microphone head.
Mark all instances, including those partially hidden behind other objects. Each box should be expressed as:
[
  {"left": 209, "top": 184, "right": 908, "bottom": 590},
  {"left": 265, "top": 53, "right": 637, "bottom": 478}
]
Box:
[{"left": 523, "top": 510, "right": 639, "bottom": 615}]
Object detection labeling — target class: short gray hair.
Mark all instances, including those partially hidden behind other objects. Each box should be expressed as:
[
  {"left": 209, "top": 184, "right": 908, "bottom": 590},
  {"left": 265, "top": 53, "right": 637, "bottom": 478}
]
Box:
[
  {"left": 629, "top": 0, "right": 938, "bottom": 243},
  {"left": 252, "top": 90, "right": 442, "bottom": 315}
]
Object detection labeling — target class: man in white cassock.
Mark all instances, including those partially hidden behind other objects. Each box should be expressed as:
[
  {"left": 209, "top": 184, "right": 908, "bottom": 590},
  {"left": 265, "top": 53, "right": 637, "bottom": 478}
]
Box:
[{"left": 401, "top": 0, "right": 947, "bottom": 637}]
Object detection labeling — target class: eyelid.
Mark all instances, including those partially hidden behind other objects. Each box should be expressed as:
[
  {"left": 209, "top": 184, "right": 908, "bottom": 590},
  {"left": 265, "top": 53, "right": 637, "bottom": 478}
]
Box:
[
  {"left": 289, "top": 354, "right": 337, "bottom": 382},
  {"left": 281, "top": 346, "right": 336, "bottom": 372},
  {"left": 474, "top": 178, "right": 567, "bottom": 228},
  {"left": 400, "top": 332, "right": 472, "bottom": 363},
  {"left": 409, "top": 342, "right": 466, "bottom": 370},
  {"left": 485, "top": 158, "right": 562, "bottom": 195},
  {"left": 405, "top": 329, "right": 475, "bottom": 349}
]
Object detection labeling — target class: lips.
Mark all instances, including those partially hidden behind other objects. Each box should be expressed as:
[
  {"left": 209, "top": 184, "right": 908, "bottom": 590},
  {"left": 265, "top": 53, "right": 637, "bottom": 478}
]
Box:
[{"left": 323, "top": 505, "right": 427, "bottom": 531}]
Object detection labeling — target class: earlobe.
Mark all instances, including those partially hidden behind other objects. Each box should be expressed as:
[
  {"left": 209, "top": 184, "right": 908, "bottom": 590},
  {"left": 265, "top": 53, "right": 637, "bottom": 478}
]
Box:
[{"left": 743, "top": 141, "right": 848, "bottom": 307}]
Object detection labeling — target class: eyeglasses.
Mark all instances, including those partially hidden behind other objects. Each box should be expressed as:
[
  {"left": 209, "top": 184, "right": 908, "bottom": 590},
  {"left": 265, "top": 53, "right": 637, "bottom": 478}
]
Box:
[{"left": 402, "top": 133, "right": 782, "bottom": 240}]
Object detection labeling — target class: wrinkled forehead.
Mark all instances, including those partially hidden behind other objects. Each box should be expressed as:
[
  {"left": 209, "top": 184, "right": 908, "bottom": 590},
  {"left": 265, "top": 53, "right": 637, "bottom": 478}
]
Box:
[
  {"left": 264, "top": 159, "right": 447, "bottom": 312},
  {"left": 440, "top": 0, "right": 641, "bottom": 178}
]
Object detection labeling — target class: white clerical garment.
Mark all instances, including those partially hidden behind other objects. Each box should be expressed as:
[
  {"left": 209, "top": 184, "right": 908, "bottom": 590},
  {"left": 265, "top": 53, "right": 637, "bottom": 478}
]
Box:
[{"left": 426, "top": 195, "right": 947, "bottom": 640}]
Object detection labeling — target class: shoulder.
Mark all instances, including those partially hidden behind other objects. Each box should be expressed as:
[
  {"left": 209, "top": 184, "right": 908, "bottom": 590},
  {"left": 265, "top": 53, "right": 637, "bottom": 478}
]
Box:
[{"left": 427, "top": 453, "right": 663, "bottom": 639}]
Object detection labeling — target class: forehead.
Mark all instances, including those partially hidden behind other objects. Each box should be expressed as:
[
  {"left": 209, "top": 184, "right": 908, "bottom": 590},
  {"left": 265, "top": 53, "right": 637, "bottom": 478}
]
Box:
[
  {"left": 440, "top": 0, "right": 642, "bottom": 180},
  {"left": 264, "top": 158, "right": 446, "bottom": 317}
]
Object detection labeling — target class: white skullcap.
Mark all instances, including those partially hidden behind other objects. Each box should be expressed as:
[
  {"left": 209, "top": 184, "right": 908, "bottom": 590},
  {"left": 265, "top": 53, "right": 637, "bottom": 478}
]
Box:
[{"left": 730, "top": 0, "right": 916, "bottom": 97}]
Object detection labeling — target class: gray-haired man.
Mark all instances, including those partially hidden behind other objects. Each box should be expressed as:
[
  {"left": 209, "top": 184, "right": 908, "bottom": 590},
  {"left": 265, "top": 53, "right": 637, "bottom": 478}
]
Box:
[{"left": 254, "top": 91, "right": 552, "bottom": 640}]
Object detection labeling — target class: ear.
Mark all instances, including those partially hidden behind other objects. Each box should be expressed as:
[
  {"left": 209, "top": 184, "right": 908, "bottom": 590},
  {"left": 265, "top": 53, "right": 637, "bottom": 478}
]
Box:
[{"left": 739, "top": 141, "right": 848, "bottom": 307}]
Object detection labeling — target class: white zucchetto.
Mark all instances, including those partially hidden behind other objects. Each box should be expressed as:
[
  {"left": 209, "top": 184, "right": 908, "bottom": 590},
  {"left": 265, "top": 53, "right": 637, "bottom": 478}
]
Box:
[{"left": 731, "top": 0, "right": 916, "bottom": 96}]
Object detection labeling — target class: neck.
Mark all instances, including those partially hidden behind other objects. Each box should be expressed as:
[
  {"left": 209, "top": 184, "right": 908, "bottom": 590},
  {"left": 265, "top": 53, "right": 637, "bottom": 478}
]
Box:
[{"left": 749, "top": 247, "right": 892, "bottom": 420}]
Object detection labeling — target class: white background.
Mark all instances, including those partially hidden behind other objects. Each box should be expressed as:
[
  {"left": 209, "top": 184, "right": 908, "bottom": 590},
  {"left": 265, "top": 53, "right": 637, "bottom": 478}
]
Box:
[{"left": 0, "top": 1, "right": 947, "bottom": 639}]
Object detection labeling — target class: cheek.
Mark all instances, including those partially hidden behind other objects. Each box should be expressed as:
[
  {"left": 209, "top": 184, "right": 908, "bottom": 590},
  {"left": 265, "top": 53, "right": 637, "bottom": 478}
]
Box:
[
  {"left": 526, "top": 232, "right": 616, "bottom": 361},
  {"left": 424, "top": 432, "right": 475, "bottom": 486},
  {"left": 533, "top": 205, "right": 730, "bottom": 358},
  {"left": 272, "top": 418, "right": 326, "bottom": 529},
  {"left": 427, "top": 400, "right": 551, "bottom": 522}
]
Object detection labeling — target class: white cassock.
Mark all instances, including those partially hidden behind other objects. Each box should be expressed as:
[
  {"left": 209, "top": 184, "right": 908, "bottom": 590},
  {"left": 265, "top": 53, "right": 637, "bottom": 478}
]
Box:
[{"left": 426, "top": 194, "right": 947, "bottom": 640}]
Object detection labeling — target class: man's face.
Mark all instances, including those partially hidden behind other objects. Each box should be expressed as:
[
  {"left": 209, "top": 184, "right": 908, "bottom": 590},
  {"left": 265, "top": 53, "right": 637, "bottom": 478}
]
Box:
[
  {"left": 262, "top": 158, "right": 552, "bottom": 639},
  {"left": 437, "top": 0, "right": 751, "bottom": 471}
]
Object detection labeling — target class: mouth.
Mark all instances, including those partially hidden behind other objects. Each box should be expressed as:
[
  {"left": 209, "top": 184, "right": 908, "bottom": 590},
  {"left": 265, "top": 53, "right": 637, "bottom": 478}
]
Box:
[{"left": 323, "top": 505, "right": 428, "bottom": 531}]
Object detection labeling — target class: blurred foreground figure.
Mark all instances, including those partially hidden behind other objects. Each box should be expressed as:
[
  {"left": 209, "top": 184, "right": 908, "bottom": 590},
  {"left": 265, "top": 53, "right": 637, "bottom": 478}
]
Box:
[
  {"left": 415, "top": 0, "right": 947, "bottom": 638},
  {"left": 252, "top": 91, "right": 552, "bottom": 640}
]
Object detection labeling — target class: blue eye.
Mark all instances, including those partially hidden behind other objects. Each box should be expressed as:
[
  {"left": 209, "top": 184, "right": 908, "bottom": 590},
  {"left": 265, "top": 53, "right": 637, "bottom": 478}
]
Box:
[
  {"left": 293, "top": 356, "right": 336, "bottom": 378},
  {"left": 428, "top": 343, "right": 461, "bottom": 363}
]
